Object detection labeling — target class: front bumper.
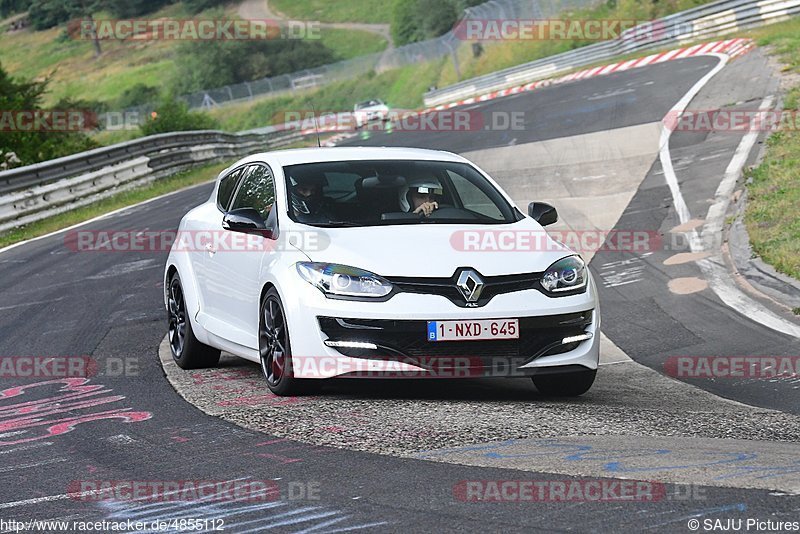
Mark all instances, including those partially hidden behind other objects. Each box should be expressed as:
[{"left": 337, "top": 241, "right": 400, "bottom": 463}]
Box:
[{"left": 282, "top": 276, "right": 600, "bottom": 379}]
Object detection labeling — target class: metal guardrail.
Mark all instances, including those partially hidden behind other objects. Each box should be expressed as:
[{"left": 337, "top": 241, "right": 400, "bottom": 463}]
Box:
[
  {"left": 0, "top": 127, "right": 306, "bottom": 233},
  {"left": 423, "top": 0, "right": 800, "bottom": 107}
]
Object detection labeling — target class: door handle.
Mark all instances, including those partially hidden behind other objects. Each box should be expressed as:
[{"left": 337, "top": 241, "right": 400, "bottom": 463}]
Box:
[{"left": 205, "top": 243, "right": 216, "bottom": 257}]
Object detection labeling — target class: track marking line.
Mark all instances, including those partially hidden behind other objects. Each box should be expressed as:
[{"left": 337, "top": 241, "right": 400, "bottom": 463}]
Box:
[{"left": 657, "top": 58, "right": 800, "bottom": 338}]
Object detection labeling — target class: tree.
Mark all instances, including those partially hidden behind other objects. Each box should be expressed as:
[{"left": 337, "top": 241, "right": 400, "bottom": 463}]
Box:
[
  {"left": 139, "top": 95, "right": 219, "bottom": 136},
  {"left": 0, "top": 0, "right": 31, "bottom": 18},
  {"left": 391, "top": 0, "right": 486, "bottom": 46},
  {"left": 0, "top": 63, "right": 98, "bottom": 167},
  {"left": 171, "top": 39, "right": 337, "bottom": 94}
]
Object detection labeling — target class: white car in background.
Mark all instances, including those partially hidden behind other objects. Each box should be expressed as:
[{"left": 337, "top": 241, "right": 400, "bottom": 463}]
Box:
[
  {"left": 353, "top": 99, "right": 390, "bottom": 129},
  {"left": 164, "top": 147, "right": 600, "bottom": 397}
]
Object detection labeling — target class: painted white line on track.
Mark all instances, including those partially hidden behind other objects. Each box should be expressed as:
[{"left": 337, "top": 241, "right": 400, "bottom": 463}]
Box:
[
  {"left": 0, "top": 457, "right": 65, "bottom": 473},
  {"left": 598, "top": 360, "right": 634, "bottom": 366},
  {"left": 658, "top": 55, "right": 800, "bottom": 338}
]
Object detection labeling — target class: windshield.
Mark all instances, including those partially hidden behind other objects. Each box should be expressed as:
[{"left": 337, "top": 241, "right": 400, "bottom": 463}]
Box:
[
  {"left": 355, "top": 100, "right": 382, "bottom": 109},
  {"left": 283, "top": 159, "right": 520, "bottom": 227}
]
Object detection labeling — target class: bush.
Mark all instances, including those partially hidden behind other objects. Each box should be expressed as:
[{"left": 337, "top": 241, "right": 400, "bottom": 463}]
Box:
[
  {"left": 27, "top": 0, "right": 72, "bottom": 30},
  {"left": 391, "top": 0, "right": 484, "bottom": 46},
  {"left": 0, "top": 63, "right": 98, "bottom": 166},
  {"left": 0, "top": 0, "right": 31, "bottom": 18},
  {"left": 183, "top": 0, "right": 226, "bottom": 13},
  {"left": 139, "top": 95, "right": 218, "bottom": 136},
  {"left": 104, "top": 0, "right": 174, "bottom": 18},
  {"left": 171, "top": 38, "right": 337, "bottom": 94},
  {"left": 115, "top": 83, "right": 160, "bottom": 109}
]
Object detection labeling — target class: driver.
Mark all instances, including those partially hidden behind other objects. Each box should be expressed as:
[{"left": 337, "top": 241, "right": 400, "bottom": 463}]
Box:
[
  {"left": 398, "top": 177, "right": 443, "bottom": 217},
  {"left": 289, "top": 173, "right": 332, "bottom": 223}
]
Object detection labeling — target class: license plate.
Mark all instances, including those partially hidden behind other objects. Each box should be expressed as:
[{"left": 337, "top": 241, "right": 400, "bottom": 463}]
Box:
[{"left": 427, "top": 319, "right": 519, "bottom": 342}]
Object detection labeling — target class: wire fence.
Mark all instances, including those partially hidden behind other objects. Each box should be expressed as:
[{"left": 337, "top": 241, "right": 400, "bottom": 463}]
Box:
[{"left": 123, "top": 0, "right": 598, "bottom": 116}]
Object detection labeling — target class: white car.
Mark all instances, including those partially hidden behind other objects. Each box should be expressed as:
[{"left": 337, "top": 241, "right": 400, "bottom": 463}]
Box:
[
  {"left": 353, "top": 99, "right": 390, "bottom": 129},
  {"left": 164, "top": 147, "right": 600, "bottom": 396}
]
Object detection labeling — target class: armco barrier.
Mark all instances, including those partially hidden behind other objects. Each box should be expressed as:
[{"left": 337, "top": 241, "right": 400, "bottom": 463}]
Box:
[
  {"left": 0, "top": 127, "right": 305, "bottom": 233},
  {"left": 423, "top": 0, "right": 800, "bottom": 107}
]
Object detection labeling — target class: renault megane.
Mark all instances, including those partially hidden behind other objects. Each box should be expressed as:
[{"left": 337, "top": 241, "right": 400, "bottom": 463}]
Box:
[{"left": 164, "top": 147, "right": 600, "bottom": 396}]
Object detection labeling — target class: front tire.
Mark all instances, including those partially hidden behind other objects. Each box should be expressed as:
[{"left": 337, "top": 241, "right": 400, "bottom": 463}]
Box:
[
  {"left": 167, "top": 273, "right": 220, "bottom": 369},
  {"left": 259, "top": 288, "right": 317, "bottom": 396},
  {"left": 532, "top": 369, "right": 596, "bottom": 397}
]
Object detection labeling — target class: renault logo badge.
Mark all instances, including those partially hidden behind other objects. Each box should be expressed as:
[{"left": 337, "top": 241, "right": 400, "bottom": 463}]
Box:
[{"left": 456, "top": 269, "right": 484, "bottom": 303}]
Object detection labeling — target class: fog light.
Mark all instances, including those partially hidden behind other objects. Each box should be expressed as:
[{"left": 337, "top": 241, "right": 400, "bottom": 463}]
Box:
[
  {"left": 562, "top": 333, "right": 593, "bottom": 344},
  {"left": 324, "top": 340, "right": 378, "bottom": 349}
]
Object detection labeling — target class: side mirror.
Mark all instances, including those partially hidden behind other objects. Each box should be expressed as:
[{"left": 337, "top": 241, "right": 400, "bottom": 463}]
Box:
[
  {"left": 528, "top": 202, "right": 558, "bottom": 226},
  {"left": 223, "top": 208, "right": 273, "bottom": 237}
]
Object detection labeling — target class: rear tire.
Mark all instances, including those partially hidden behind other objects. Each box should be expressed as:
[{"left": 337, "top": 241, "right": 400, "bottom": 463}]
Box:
[
  {"left": 167, "top": 273, "right": 220, "bottom": 369},
  {"left": 532, "top": 369, "right": 596, "bottom": 397},
  {"left": 259, "top": 288, "right": 318, "bottom": 396}
]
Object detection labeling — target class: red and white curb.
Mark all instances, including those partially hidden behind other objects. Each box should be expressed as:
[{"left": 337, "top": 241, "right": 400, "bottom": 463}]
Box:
[{"left": 424, "top": 38, "right": 755, "bottom": 112}]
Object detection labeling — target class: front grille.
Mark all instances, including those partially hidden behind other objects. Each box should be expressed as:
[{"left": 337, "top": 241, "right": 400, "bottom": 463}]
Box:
[
  {"left": 318, "top": 311, "right": 593, "bottom": 369},
  {"left": 386, "top": 270, "right": 543, "bottom": 307}
]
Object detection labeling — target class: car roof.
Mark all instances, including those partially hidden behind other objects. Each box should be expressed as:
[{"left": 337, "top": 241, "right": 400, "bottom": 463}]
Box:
[{"left": 246, "top": 146, "right": 468, "bottom": 167}]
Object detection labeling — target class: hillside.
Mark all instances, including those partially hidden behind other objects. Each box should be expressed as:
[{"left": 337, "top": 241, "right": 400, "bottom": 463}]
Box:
[{"left": 0, "top": 1, "right": 388, "bottom": 108}]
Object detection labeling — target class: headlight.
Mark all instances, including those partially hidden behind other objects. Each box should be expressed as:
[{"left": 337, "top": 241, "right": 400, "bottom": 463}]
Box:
[
  {"left": 541, "top": 256, "right": 587, "bottom": 295},
  {"left": 296, "top": 262, "right": 393, "bottom": 298}
]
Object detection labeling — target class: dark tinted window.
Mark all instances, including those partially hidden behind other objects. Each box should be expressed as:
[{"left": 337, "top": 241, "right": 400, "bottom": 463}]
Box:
[
  {"left": 230, "top": 165, "right": 275, "bottom": 220},
  {"left": 283, "top": 160, "right": 517, "bottom": 227},
  {"left": 217, "top": 167, "right": 243, "bottom": 211}
]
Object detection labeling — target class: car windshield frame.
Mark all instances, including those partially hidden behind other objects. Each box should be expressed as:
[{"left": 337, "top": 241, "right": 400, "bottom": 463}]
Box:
[{"left": 282, "top": 159, "right": 522, "bottom": 228}]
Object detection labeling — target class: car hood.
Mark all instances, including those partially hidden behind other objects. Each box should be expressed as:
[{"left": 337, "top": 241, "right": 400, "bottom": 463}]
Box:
[{"left": 297, "top": 219, "right": 575, "bottom": 278}]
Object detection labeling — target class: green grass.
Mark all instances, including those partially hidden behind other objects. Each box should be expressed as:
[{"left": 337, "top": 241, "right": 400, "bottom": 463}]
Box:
[
  {"left": 0, "top": 4, "right": 194, "bottom": 106},
  {"left": 0, "top": 2, "right": 385, "bottom": 107},
  {"left": 741, "top": 17, "right": 800, "bottom": 280},
  {"left": 0, "top": 162, "right": 228, "bottom": 249},
  {"left": 269, "top": 0, "right": 393, "bottom": 24},
  {"left": 320, "top": 27, "right": 387, "bottom": 59}
]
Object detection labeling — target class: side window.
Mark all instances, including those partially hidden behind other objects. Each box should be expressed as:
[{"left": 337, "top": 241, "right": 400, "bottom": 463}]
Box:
[
  {"left": 217, "top": 167, "right": 243, "bottom": 211},
  {"left": 447, "top": 170, "right": 504, "bottom": 220},
  {"left": 229, "top": 165, "right": 275, "bottom": 220}
]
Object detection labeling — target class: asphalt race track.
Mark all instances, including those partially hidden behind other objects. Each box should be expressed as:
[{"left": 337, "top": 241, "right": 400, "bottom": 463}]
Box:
[{"left": 1, "top": 50, "right": 799, "bottom": 532}]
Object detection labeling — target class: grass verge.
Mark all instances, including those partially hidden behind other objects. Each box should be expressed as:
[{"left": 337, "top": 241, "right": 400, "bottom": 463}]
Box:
[
  {"left": 0, "top": 162, "right": 228, "bottom": 249},
  {"left": 269, "top": 0, "right": 393, "bottom": 24},
  {"left": 742, "top": 17, "right": 800, "bottom": 281}
]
